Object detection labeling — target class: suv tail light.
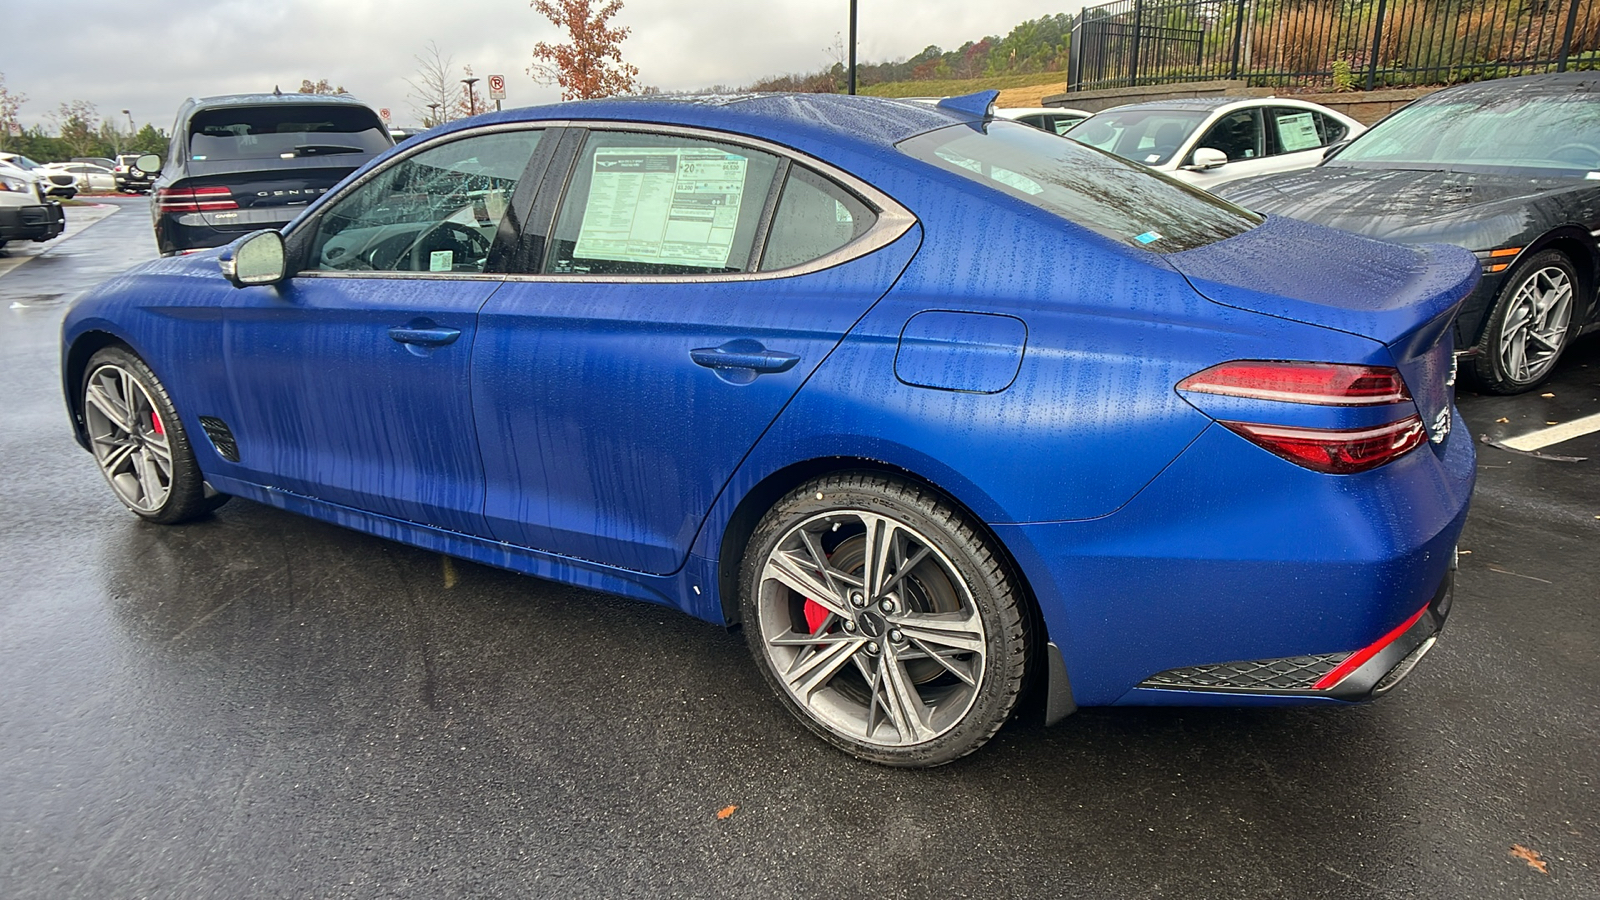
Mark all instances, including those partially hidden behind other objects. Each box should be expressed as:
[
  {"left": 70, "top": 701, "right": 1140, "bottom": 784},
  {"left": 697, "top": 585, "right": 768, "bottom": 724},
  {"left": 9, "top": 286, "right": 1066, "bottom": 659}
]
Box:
[
  {"left": 155, "top": 185, "right": 238, "bottom": 213},
  {"left": 1179, "top": 361, "right": 1426, "bottom": 475}
]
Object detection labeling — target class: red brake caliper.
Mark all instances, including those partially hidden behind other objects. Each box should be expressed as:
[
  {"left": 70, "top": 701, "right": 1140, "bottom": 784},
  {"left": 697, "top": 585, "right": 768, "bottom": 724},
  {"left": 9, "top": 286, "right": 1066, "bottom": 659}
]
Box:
[
  {"left": 150, "top": 411, "right": 165, "bottom": 436},
  {"left": 803, "top": 599, "right": 830, "bottom": 635}
]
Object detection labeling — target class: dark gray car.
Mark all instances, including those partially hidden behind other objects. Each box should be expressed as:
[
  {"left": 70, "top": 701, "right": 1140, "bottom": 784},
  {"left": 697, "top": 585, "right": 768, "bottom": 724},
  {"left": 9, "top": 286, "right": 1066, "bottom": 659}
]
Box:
[
  {"left": 149, "top": 92, "right": 392, "bottom": 255},
  {"left": 1218, "top": 72, "right": 1600, "bottom": 395}
]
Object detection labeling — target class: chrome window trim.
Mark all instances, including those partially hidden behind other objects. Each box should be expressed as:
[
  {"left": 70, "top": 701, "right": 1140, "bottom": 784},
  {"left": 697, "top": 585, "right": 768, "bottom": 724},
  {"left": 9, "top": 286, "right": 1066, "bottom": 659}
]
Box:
[{"left": 291, "top": 118, "right": 918, "bottom": 284}]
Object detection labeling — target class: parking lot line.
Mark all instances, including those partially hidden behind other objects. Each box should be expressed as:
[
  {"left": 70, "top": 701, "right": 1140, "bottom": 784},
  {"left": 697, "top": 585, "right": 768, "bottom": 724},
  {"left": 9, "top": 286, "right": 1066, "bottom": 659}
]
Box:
[{"left": 1499, "top": 411, "right": 1600, "bottom": 451}]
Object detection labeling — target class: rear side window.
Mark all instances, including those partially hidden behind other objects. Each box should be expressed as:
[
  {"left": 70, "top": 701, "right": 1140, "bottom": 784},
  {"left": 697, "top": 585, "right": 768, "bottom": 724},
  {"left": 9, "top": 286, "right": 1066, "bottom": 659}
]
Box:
[
  {"left": 900, "top": 121, "right": 1261, "bottom": 252},
  {"left": 187, "top": 105, "right": 391, "bottom": 162},
  {"left": 758, "top": 166, "right": 875, "bottom": 272},
  {"left": 547, "top": 131, "right": 781, "bottom": 276}
]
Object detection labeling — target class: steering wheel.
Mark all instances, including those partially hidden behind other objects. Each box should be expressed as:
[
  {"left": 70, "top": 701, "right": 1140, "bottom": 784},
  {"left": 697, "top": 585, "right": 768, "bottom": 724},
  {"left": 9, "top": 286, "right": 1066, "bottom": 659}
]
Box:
[
  {"left": 404, "top": 221, "right": 493, "bottom": 272},
  {"left": 1548, "top": 142, "right": 1600, "bottom": 169}
]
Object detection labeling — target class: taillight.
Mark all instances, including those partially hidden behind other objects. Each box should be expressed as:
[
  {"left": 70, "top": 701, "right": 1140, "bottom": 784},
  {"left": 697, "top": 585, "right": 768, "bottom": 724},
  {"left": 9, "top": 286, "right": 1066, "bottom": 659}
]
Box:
[
  {"left": 1180, "top": 360, "right": 1425, "bottom": 474},
  {"left": 1178, "top": 361, "right": 1410, "bottom": 406},
  {"left": 1219, "top": 418, "right": 1427, "bottom": 475},
  {"left": 155, "top": 185, "right": 238, "bottom": 213}
]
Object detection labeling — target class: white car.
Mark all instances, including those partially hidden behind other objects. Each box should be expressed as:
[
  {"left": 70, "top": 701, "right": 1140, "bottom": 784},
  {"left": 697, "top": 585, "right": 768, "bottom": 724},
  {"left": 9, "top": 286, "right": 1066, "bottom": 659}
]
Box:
[
  {"left": 43, "top": 162, "right": 117, "bottom": 193},
  {"left": 0, "top": 152, "right": 78, "bottom": 198},
  {"left": 0, "top": 158, "right": 66, "bottom": 251},
  {"left": 995, "top": 106, "right": 1093, "bottom": 136},
  {"left": 1065, "top": 97, "right": 1366, "bottom": 191}
]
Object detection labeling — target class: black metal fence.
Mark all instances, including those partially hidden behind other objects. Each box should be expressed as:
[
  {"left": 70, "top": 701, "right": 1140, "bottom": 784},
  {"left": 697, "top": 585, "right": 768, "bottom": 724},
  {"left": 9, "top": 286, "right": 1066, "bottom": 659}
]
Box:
[{"left": 1066, "top": 0, "right": 1599, "bottom": 93}]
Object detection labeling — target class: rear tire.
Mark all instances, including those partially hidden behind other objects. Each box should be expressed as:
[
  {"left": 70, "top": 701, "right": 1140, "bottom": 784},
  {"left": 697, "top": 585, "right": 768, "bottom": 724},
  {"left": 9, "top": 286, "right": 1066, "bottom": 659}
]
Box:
[
  {"left": 1469, "top": 249, "right": 1580, "bottom": 394},
  {"left": 82, "top": 347, "right": 228, "bottom": 524},
  {"left": 740, "top": 472, "right": 1029, "bottom": 767}
]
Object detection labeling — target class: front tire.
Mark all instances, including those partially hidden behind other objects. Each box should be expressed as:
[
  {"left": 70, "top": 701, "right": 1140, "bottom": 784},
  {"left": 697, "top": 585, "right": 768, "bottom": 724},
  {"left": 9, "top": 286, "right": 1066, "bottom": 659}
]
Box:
[
  {"left": 1470, "top": 249, "right": 1580, "bottom": 394},
  {"left": 740, "top": 473, "right": 1030, "bottom": 767},
  {"left": 82, "top": 347, "right": 226, "bottom": 523}
]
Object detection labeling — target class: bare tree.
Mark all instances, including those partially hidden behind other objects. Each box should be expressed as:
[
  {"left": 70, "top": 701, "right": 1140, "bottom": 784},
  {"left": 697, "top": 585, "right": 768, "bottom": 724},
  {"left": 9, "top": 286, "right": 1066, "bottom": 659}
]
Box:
[
  {"left": 529, "top": 0, "right": 640, "bottom": 101},
  {"left": 0, "top": 73, "right": 25, "bottom": 150},
  {"left": 406, "top": 41, "right": 463, "bottom": 126}
]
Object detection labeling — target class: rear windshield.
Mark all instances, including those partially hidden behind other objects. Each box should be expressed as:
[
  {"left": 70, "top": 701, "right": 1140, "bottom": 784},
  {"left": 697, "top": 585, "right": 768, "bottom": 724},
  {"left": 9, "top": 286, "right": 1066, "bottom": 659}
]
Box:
[
  {"left": 899, "top": 121, "right": 1261, "bottom": 252},
  {"left": 187, "top": 104, "right": 391, "bottom": 161}
]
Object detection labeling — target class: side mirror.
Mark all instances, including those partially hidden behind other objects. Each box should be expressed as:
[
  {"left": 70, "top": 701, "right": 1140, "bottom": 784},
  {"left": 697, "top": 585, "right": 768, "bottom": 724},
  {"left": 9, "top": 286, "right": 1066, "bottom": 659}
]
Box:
[
  {"left": 134, "top": 154, "right": 161, "bottom": 175},
  {"left": 1185, "top": 147, "right": 1228, "bottom": 171},
  {"left": 219, "top": 230, "right": 286, "bottom": 288}
]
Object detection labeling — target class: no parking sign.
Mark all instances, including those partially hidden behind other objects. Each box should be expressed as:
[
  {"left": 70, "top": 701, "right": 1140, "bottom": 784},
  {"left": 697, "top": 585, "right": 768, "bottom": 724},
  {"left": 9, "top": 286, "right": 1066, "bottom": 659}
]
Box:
[{"left": 488, "top": 75, "right": 507, "bottom": 100}]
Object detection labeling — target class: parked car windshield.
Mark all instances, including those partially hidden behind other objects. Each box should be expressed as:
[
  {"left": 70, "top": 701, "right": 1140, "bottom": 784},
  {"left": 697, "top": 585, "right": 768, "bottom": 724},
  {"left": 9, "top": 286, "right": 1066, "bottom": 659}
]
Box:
[
  {"left": 1064, "top": 109, "right": 1208, "bottom": 166},
  {"left": 3, "top": 153, "right": 47, "bottom": 169},
  {"left": 187, "top": 104, "right": 390, "bottom": 161},
  {"left": 1328, "top": 91, "right": 1600, "bottom": 174},
  {"left": 899, "top": 120, "right": 1261, "bottom": 252}
]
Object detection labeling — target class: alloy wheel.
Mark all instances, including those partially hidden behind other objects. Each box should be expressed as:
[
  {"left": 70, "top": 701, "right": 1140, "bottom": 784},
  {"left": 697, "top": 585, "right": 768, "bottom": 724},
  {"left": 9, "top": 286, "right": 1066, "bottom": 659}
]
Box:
[
  {"left": 754, "top": 509, "right": 988, "bottom": 748},
  {"left": 1497, "top": 264, "right": 1573, "bottom": 385},
  {"left": 84, "top": 363, "right": 174, "bottom": 513}
]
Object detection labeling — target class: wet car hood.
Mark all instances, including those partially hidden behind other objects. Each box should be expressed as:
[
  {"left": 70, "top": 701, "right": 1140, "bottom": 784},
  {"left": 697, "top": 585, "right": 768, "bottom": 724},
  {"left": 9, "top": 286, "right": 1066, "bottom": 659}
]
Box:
[{"left": 1216, "top": 166, "right": 1588, "bottom": 244}]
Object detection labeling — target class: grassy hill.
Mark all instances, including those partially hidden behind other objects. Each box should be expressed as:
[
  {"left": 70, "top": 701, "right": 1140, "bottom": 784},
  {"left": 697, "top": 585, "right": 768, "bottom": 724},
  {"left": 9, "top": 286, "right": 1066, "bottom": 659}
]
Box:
[{"left": 861, "top": 73, "right": 1067, "bottom": 106}]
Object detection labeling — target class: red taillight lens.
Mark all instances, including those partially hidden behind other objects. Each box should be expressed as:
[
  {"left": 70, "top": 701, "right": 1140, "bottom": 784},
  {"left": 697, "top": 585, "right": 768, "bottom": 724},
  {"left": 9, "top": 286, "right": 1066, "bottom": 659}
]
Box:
[
  {"left": 1182, "top": 360, "right": 1427, "bottom": 474},
  {"left": 1178, "top": 361, "right": 1411, "bottom": 406},
  {"left": 155, "top": 185, "right": 238, "bottom": 213},
  {"left": 1220, "top": 417, "right": 1427, "bottom": 474}
]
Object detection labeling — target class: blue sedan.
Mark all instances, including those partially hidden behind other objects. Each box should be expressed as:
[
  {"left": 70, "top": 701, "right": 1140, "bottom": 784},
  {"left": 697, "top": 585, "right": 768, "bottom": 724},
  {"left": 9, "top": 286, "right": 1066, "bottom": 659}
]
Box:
[{"left": 61, "top": 91, "right": 1478, "bottom": 766}]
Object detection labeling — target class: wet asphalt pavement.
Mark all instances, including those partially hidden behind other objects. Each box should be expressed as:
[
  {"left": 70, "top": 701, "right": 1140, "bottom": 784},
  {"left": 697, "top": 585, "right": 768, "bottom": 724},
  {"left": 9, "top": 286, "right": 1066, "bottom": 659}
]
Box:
[{"left": 2, "top": 198, "right": 1597, "bottom": 899}]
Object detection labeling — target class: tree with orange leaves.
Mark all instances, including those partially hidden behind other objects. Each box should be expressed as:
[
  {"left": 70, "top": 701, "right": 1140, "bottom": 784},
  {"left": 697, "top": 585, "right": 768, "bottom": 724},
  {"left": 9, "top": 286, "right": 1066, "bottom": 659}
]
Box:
[{"left": 529, "top": 0, "right": 640, "bottom": 101}]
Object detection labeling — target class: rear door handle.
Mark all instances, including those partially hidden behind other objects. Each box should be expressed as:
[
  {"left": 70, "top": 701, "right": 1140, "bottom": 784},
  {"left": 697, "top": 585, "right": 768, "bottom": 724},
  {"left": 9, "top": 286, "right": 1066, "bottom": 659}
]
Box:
[
  {"left": 388, "top": 324, "right": 462, "bottom": 347},
  {"left": 690, "top": 340, "right": 800, "bottom": 374}
]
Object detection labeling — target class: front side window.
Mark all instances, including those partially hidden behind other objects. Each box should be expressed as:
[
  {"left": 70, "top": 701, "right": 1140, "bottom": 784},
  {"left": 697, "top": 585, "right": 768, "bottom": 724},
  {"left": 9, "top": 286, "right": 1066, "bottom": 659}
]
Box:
[
  {"left": 1193, "top": 109, "right": 1265, "bottom": 162},
  {"left": 308, "top": 129, "right": 542, "bottom": 274},
  {"left": 547, "top": 131, "right": 781, "bottom": 276},
  {"left": 902, "top": 120, "right": 1261, "bottom": 253}
]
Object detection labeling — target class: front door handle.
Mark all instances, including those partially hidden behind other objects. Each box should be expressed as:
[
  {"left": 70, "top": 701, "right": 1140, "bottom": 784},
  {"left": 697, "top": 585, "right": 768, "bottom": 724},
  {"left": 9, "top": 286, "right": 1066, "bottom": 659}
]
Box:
[
  {"left": 389, "top": 324, "right": 462, "bottom": 347},
  {"left": 690, "top": 340, "right": 800, "bottom": 374}
]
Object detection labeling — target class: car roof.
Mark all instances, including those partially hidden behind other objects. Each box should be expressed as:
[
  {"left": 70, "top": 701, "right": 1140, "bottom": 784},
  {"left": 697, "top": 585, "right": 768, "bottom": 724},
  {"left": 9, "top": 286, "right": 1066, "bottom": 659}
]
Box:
[
  {"left": 424, "top": 93, "right": 976, "bottom": 155},
  {"left": 1415, "top": 70, "right": 1600, "bottom": 103},
  {"left": 188, "top": 92, "right": 377, "bottom": 111}
]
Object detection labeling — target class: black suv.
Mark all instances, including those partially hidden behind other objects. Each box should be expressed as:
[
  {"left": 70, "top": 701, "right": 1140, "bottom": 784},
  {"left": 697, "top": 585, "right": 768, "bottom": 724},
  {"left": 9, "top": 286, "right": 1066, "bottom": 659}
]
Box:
[{"left": 149, "top": 93, "right": 392, "bottom": 255}]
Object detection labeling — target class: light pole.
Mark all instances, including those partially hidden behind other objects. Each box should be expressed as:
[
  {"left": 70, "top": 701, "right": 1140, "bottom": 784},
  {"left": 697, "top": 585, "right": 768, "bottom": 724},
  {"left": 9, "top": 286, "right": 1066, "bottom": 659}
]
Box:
[
  {"left": 427, "top": 102, "right": 440, "bottom": 126},
  {"left": 462, "top": 77, "right": 480, "bottom": 116},
  {"left": 847, "top": 0, "right": 857, "bottom": 95},
  {"left": 120, "top": 109, "right": 133, "bottom": 155}
]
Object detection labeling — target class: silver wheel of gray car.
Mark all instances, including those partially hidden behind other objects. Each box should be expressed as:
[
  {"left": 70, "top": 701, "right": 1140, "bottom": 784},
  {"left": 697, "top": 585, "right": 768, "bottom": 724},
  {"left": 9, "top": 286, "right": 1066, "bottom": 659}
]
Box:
[
  {"left": 1473, "top": 250, "right": 1579, "bottom": 394},
  {"left": 82, "top": 347, "right": 226, "bottom": 523},
  {"left": 741, "top": 473, "right": 1029, "bottom": 767}
]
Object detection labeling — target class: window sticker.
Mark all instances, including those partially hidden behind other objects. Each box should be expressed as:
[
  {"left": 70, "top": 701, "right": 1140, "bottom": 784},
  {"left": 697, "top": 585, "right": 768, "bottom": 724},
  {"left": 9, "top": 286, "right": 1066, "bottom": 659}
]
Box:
[
  {"left": 1276, "top": 112, "right": 1322, "bottom": 153},
  {"left": 573, "top": 147, "right": 748, "bottom": 268},
  {"left": 429, "top": 250, "right": 453, "bottom": 271}
]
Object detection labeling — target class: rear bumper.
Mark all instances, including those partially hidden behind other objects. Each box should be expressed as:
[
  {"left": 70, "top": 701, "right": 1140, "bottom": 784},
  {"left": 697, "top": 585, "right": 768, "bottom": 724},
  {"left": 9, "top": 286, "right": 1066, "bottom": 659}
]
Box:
[
  {"left": 1129, "top": 569, "right": 1451, "bottom": 704},
  {"left": 0, "top": 201, "right": 66, "bottom": 242},
  {"left": 994, "top": 406, "right": 1474, "bottom": 709}
]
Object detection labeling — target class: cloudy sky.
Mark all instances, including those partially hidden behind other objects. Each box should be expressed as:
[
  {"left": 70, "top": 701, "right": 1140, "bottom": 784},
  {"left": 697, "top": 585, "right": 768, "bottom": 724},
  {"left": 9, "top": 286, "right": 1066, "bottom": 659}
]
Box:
[{"left": 1, "top": 0, "right": 1076, "bottom": 131}]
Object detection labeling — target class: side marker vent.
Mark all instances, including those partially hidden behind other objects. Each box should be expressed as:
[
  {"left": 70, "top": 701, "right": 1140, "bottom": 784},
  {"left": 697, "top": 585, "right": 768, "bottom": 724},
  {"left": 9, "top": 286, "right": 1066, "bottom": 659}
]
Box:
[{"left": 199, "top": 416, "right": 239, "bottom": 462}]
